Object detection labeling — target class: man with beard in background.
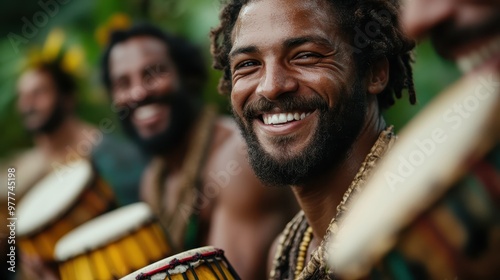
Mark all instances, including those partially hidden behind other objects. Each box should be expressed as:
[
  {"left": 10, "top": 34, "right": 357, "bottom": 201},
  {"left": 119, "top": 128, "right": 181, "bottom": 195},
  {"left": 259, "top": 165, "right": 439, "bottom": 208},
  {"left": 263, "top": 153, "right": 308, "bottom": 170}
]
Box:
[
  {"left": 210, "top": 0, "right": 416, "bottom": 278},
  {"left": 102, "top": 24, "right": 298, "bottom": 280},
  {"left": 0, "top": 60, "right": 147, "bottom": 279}
]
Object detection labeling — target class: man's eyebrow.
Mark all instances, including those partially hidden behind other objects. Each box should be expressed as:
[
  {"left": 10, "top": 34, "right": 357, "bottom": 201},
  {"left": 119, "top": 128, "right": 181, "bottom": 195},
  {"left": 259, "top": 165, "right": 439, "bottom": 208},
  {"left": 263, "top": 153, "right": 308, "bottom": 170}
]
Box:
[
  {"left": 228, "top": 36, "right": 333, "bottom": 61},
  {"left": 284, "top": 36, "right": 334, "bottom": 49},
  {"left": 229, "top": 45, "right": 259, "bottom": 60}
]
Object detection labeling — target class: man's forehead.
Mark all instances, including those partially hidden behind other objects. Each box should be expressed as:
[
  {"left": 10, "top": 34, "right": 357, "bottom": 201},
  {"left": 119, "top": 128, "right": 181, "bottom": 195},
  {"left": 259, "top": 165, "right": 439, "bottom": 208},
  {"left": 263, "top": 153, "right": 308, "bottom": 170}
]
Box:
[
  {"left": 110, "top": 36, "right": 169, "bottom": 69},
  {"left": 18, "top": 69, "right": 51, "bottom": 92},
  {"left": 231, "top": 0, "right": 336, "bottom": 49}
]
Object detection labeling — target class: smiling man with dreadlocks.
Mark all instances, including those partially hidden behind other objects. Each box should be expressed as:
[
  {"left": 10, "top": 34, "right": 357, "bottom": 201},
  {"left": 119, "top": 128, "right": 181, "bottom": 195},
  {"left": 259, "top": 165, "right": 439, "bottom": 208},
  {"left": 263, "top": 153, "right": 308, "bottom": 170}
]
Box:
[{"left": 211, "top": 0, "right": 415, "bottom": 278}]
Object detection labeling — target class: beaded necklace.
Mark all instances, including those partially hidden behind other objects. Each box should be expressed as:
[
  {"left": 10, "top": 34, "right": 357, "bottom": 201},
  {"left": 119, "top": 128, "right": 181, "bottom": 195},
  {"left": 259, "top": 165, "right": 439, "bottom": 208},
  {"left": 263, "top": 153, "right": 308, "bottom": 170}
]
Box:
[{"left": 270, "top": 126, "right": 396, "bottom": 280}]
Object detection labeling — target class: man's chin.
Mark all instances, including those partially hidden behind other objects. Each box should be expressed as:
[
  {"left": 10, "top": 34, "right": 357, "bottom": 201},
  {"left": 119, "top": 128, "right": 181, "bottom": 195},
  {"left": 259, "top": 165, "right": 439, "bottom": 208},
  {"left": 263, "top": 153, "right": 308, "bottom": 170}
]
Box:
[{"left": 260, "top": 142, "right": 307, "bottom": 162}]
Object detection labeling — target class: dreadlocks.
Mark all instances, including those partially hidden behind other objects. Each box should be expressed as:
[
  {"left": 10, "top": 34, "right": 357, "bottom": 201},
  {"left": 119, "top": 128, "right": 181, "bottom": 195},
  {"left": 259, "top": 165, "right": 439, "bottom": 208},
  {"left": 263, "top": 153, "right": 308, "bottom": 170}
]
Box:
[{"left": 210, "top": 0, "right": 416, "bottom": 110}]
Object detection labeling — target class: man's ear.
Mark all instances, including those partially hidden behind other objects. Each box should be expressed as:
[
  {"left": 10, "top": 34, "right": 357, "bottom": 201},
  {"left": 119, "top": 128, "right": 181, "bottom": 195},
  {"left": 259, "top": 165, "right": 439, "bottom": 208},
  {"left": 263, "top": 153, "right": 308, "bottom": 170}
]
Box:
[{"left": 367, "top": 57, "right": 389, "bottom": 95}]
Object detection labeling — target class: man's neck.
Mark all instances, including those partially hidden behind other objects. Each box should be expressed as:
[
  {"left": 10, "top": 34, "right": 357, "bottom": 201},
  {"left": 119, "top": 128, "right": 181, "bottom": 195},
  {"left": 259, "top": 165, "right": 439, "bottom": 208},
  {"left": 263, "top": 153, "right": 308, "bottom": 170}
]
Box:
[
  {"left": 292, "top": 113, "right": 386, "bottom": 244},
  {"left": 34, "top": 116, "right": 95, "bottom": 161}
]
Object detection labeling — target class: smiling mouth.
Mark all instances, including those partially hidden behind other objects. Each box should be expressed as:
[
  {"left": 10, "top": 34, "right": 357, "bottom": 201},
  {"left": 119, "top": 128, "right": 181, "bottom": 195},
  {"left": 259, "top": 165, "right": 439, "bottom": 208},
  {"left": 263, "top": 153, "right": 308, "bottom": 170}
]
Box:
[
  {"left": 261, "top": 111, "right": 314, "bottom": 125},
  {"left": 133, "top": 104, "right": 162, "bottom": 120},
  {"left": 456, "top": 35, "right": 500, "bottom": 73}
]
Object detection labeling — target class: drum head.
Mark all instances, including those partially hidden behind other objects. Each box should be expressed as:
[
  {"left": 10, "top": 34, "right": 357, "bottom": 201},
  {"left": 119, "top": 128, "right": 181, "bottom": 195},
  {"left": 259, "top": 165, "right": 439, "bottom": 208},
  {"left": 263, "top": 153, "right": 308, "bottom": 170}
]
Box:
[
  {"left": 121, "top": 246, "right": 238, "bottom": 280},
  {"left": 18, "top": 159, "right": 93, "bottom": 236},
  {"left": 55, "top": 202, "right": 155, "bottom": 261}
]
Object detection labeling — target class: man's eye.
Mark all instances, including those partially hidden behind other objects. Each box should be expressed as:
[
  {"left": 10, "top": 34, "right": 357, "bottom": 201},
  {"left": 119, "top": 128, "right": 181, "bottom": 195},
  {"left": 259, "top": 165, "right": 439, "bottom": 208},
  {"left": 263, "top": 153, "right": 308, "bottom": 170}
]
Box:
[
  {"left": 296, "top": 52, "right": 322, "bottom": 59},
  {"left": 145, "top": 64, "right": 169, "bottom": 78},
  {"left": 236, "top": 60, "right": 258, "bottom": 70},
  {"left": 113, "top": 79, "right": 129, "bottom": 90}
]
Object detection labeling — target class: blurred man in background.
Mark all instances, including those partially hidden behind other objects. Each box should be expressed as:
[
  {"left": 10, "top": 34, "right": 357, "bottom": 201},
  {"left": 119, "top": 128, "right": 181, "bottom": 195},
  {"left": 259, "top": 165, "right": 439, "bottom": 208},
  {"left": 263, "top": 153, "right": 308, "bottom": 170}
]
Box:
[
  {"left": 102, "top": 23, "right": 298, "bottom": 279},
  {"left": 0, "top": 48, "right": 148, "bottom": 279},
  {"left": 6, "top": 59, "right": 147, "bottom": 205}
]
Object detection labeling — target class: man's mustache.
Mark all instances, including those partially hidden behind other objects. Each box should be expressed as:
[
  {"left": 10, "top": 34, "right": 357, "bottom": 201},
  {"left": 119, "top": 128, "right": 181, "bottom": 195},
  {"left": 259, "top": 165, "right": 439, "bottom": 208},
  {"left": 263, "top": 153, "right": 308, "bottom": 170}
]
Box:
[
  {"left": 241, "top": 95, "right": 328, "bottom": 120},
  {"left": 127, "top": 95, "right": 175, "bottom": 112}
]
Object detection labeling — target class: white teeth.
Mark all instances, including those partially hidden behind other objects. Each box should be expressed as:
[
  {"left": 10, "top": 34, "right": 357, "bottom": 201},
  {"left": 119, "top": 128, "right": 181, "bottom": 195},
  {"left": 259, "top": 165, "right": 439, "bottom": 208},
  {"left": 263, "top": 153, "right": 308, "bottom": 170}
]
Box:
[
  {"left": 134, "top": 105, "right": 158, "bottom": 120},
  {"left": 262, "top": 111, "right": 313, "bottom": 125},
  {"left": 456, "top": 36, "right": 500, "bottom": 73}
]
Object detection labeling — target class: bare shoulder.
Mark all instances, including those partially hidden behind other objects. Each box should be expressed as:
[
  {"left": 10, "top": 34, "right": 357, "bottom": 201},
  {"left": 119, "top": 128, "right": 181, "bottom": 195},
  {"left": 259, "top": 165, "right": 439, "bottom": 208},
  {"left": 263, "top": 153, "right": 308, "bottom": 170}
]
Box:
[
  {"left": 211, "top": 116, "right": 242, "bottom": 148},
  {"left": 205, "top": 116, "right": 246, "bottom": 174}
]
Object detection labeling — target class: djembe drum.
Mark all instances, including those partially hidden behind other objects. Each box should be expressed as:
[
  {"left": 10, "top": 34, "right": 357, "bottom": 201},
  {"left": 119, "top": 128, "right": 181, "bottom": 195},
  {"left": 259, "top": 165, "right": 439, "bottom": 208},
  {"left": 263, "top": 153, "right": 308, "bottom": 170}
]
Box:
[
  {"left": 329, "top": 63, "right": 500, "bottom": 279},
  {"left": 121, "top": 246, "right": 241, "bottom": 280},
  {"left": 55, "top": 202, "right": 173, "bottom": 280},
  {"left": 17, "top": 159, "right": 115, "bottom": 263}
]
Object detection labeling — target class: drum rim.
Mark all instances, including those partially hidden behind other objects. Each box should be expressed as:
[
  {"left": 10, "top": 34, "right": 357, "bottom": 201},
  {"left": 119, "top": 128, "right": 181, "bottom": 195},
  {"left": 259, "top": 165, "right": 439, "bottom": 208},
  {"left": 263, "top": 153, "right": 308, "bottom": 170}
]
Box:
[
  {"left": 17, "top": 159, "right": 94, "bottom": 236},
  {"left": 121, "top": 246, "right": 221, "bottom": 279}
]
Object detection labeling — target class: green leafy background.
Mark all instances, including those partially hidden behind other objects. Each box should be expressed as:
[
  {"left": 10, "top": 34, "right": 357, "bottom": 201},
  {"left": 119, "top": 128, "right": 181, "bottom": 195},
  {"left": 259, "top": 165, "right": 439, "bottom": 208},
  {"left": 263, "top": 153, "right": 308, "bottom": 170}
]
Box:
[{"left": 0, "top": 0, "right": 461, "bottom": 159}]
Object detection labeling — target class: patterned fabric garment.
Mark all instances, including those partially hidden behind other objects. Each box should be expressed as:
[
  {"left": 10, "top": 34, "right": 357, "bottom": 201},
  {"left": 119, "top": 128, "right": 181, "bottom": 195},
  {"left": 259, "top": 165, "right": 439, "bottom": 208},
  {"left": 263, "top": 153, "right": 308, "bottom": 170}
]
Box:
[
  {"left": 270, "top": 127, "right": 397, "bottom": 280},
  {"left": 369, "top": 144, "right": 500, "bottom": 280}
]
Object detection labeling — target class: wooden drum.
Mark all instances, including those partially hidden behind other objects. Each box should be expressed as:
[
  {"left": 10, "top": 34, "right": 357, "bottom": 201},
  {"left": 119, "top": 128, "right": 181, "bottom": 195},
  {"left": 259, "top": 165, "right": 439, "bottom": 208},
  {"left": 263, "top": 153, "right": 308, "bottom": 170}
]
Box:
[
  {"left": 55, "top": 202, "right": 173, "bottom": 280},
  {"left": 17, "top": 159, "right": 115, "bottom": 262},
  {"left": 121, "top": 246, "right": 241, "bottom": 280}
]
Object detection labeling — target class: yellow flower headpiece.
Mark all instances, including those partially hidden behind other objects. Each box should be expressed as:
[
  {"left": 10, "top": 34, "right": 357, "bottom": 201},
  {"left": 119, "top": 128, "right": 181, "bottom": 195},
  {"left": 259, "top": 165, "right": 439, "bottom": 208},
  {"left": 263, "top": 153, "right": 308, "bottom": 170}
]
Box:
[
  {"left": 24, "top": 28, "right": 85, "bottom": 76},
  {"left": 95, "top": 13, "right": 132, "bottom": 47}
]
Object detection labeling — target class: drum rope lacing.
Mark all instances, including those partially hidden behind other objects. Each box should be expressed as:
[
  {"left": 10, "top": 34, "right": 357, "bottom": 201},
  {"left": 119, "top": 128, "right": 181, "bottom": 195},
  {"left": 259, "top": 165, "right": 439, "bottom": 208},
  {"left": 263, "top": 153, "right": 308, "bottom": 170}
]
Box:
[{"left": 135, "top": 249, "right": 229, "bottom": 280}]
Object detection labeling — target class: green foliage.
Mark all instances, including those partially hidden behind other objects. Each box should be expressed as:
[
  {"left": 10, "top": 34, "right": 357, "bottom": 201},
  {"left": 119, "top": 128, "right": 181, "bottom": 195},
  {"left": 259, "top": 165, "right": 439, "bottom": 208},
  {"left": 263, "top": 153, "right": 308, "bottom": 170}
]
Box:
[{"left": 383, "top": 41, "right": 461, "bottom": 131}]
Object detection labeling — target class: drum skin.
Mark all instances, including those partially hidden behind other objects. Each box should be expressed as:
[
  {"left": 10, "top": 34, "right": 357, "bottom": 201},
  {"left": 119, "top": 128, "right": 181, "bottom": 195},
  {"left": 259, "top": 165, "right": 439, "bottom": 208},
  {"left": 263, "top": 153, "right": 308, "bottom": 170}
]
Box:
[{"left": 17, "top": 160, "right": 116, "bottom": 262}]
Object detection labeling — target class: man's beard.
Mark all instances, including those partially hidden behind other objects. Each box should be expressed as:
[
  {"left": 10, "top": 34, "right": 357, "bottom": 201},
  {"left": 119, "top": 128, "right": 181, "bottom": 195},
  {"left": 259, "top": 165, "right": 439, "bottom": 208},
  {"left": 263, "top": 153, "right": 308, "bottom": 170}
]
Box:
[
  {"left": 120, "top": 90, "right": 198, "bottom": 156},
  {"left": 233, "top": 80, "right": 367, "bottom": 187},
  {"left": 22, "top": 99, "right": 66, "bottom": 134}
]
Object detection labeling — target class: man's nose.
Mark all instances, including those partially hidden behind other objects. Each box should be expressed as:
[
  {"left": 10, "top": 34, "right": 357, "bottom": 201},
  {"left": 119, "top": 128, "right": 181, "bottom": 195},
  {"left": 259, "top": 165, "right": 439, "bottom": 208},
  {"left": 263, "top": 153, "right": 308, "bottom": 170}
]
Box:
[
  {"left": 129, "top": 83, "right": 148, "bottom": 103},
  {"left": 256, "top": 62, "right": 298, "bottom": 101},
  {"left": 402, "top": 0, "right": 455, "bottom": 39}
]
